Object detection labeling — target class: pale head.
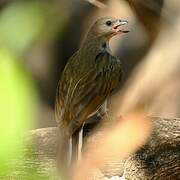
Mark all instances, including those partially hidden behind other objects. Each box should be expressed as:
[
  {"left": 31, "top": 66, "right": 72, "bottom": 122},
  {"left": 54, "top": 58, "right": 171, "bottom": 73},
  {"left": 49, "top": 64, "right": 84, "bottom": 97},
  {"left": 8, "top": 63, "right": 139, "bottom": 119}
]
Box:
[{"left": 90, "top": 17, "right": 129, "bottom": 39}]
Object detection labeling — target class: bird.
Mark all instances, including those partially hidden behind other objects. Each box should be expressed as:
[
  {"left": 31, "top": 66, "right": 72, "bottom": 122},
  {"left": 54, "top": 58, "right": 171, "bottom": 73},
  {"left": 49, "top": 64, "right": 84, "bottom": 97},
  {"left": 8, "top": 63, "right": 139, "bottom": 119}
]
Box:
[{"left": 55, "top": 17, "right": 129, "bottom": 174}]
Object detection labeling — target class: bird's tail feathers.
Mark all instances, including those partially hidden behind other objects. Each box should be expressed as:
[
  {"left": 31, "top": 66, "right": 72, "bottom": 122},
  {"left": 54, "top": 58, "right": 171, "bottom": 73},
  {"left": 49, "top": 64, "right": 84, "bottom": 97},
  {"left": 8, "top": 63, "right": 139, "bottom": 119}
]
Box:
[{"left": 57, "top": 131, "right": 72, "bottom": 179}]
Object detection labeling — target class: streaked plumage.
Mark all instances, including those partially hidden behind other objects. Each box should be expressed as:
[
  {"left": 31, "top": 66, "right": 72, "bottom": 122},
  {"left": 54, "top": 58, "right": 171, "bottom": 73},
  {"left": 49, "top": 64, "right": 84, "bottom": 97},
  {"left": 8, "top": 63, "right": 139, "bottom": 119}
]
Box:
[{"left": 55, "top": 17, "right": 129, "bottom": 171}]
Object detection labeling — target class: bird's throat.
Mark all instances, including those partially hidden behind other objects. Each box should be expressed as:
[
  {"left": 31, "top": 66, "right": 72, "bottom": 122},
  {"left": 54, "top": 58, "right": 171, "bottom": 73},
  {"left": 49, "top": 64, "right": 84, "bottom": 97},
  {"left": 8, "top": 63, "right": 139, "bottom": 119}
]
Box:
[
  {"left": 101, "top": 42, "right": 107, "bottom": 49},
  {"left": 100, "top": 41, "right": 110, "bottom": 52},
  {"left": 81, "top": 34, "right": 111, "bottom": 55}
]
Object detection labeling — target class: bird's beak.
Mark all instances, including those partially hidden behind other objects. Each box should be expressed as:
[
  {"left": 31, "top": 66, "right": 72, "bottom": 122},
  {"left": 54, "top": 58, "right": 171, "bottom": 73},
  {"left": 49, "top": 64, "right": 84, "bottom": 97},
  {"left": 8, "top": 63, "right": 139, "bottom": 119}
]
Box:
[{"left": 112, "top": 20, "right": 129, "bottom": 34}]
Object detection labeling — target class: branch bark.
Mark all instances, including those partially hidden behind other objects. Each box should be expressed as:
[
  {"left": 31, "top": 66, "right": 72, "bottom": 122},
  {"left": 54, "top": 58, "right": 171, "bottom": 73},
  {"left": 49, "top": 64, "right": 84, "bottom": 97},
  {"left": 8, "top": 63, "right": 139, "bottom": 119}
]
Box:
[{"left": 6, "top": 117, "right": 178, "bottom": 179}]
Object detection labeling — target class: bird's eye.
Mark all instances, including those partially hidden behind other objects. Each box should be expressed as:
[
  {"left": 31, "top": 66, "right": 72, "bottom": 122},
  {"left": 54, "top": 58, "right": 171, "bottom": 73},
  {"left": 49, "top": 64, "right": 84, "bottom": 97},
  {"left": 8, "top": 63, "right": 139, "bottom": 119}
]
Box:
[{"left": 106, "top": 20, "right": 112, "bottom": 26}]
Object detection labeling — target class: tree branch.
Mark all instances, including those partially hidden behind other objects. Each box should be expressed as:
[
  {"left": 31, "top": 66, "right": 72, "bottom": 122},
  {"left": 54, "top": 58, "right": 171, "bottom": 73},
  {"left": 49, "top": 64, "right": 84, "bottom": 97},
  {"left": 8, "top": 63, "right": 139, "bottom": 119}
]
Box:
[{"left": 16, "top": 117, "right": 179, "bottom": 179}]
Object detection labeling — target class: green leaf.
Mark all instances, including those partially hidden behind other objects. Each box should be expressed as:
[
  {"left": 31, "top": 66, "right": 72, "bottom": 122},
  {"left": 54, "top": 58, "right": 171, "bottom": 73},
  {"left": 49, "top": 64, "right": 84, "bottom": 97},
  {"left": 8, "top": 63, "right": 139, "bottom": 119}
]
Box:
[
  {"left": 0, "top": 2, "right": 51, "bottom": 53},
  {"left": 0, "top": 48, "right": 37, "bottom": 174}
]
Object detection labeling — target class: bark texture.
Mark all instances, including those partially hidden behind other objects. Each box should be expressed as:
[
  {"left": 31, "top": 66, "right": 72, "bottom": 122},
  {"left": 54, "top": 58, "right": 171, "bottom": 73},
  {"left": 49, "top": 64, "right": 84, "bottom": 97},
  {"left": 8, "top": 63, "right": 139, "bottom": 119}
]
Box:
[{"left": 3, "top": 117, "right": 179, "bottom": 179}]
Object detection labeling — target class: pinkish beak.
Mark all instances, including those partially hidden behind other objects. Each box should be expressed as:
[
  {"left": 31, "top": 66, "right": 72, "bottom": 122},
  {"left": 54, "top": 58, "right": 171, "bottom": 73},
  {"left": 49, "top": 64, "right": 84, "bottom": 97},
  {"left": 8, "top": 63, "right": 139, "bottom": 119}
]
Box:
[{"left": 112, "top": 20, "right": 129, "bottom": 34}]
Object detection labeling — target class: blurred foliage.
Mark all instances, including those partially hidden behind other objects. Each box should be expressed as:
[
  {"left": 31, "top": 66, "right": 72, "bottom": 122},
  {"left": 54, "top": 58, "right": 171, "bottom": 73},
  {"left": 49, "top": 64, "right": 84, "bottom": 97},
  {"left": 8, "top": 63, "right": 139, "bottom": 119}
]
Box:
[
  {"left": 0, "top": 1, "right": 58, "bottom": 54},
  {"left": 0, "top": 1, "right": 59, "bottom": 177},
  {"left": 0, "top": 0, "right": 178, "bottom": 178},
  {"left": 0, "top": 48, "right": 37, "bottom": 175},
  {"left": 0, "top": 0, "right": 67, "bottom": 177}
]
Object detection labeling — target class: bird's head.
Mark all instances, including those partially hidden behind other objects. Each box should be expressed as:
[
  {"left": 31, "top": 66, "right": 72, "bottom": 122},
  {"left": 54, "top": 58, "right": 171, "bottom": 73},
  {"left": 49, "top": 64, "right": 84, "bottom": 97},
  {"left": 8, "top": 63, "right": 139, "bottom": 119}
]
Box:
[{"left": 90, "top": 17, "right": 129, "bottom": 40}]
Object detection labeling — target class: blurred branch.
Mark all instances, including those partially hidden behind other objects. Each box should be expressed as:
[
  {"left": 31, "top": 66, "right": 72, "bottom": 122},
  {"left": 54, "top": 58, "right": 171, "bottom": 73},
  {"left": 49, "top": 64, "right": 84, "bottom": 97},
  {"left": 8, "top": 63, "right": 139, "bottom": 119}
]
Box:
[
  {"left": 116, "top": 0, "right": 165, "bottom": 90},
  {"left": 86, "top": 0, "right": 107, "bottom": 9},
  {"left": 0, "top": 0, "right": 10, "bottom": 10},
  {"left": 126, "top": 0, "right": 164, "bottom": 41},
  {"left": 72, "top": 111, "right": 151, "bottom": 180},
  {"left": 2, "top": 117, "right": 179, "bottom": 179},
  {"left": 111, "top": 16, "right": 180, "bottom": 116}
]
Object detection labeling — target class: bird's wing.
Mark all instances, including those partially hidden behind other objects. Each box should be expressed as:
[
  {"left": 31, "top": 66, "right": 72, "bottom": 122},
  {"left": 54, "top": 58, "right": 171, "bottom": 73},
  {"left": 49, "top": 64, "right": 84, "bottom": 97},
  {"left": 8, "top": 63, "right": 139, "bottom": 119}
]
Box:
[
  {"left": 55, "top": 51, "right": 122, "bottom": 136},
  {"left": 55, "top": 52, "right": 79, "bottom": 131}
]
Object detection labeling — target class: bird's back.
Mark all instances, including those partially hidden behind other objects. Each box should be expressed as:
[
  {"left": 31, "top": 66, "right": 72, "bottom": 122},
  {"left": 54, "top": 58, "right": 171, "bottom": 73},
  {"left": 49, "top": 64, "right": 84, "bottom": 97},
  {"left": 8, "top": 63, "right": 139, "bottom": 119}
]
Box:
[{"left": 55, "top": 49, "right": 122, "bottom": 137}]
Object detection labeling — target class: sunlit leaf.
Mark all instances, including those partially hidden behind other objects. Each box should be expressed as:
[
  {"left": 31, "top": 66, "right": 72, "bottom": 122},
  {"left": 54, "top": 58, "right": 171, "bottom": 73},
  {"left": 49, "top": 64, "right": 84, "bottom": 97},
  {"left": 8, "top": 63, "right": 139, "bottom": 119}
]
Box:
[
  {"left": 0, "top": 48, "right": 37, "bottom": 174},
  {"left": 0, "top": 2, "right": 51, "bottom": 53}
]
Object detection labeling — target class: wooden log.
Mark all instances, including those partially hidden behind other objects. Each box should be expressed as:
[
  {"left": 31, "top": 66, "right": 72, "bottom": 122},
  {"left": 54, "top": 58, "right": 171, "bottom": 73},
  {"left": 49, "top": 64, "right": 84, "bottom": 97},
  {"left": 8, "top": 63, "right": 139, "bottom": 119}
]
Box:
[{"left": 3, "top": 117, "right": 178, "bottom": 179}]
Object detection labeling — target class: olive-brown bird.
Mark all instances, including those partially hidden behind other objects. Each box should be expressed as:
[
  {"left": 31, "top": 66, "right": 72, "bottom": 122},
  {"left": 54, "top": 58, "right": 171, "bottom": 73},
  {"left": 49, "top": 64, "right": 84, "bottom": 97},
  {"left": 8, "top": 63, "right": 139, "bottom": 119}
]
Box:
[{"left": 55, "top": 17, "right": 129, "bottom": 170}]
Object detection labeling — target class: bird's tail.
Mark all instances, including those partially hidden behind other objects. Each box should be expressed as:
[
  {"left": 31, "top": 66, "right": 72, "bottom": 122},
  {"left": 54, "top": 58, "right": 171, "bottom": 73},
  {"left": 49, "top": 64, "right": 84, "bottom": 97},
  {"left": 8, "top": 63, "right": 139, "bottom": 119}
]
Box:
[
  {"left": 57, "top": 129, "right": 84, "bottom": 179},
  {"left": 57, "top": 131, "right": 72, "bottom": 179}
]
